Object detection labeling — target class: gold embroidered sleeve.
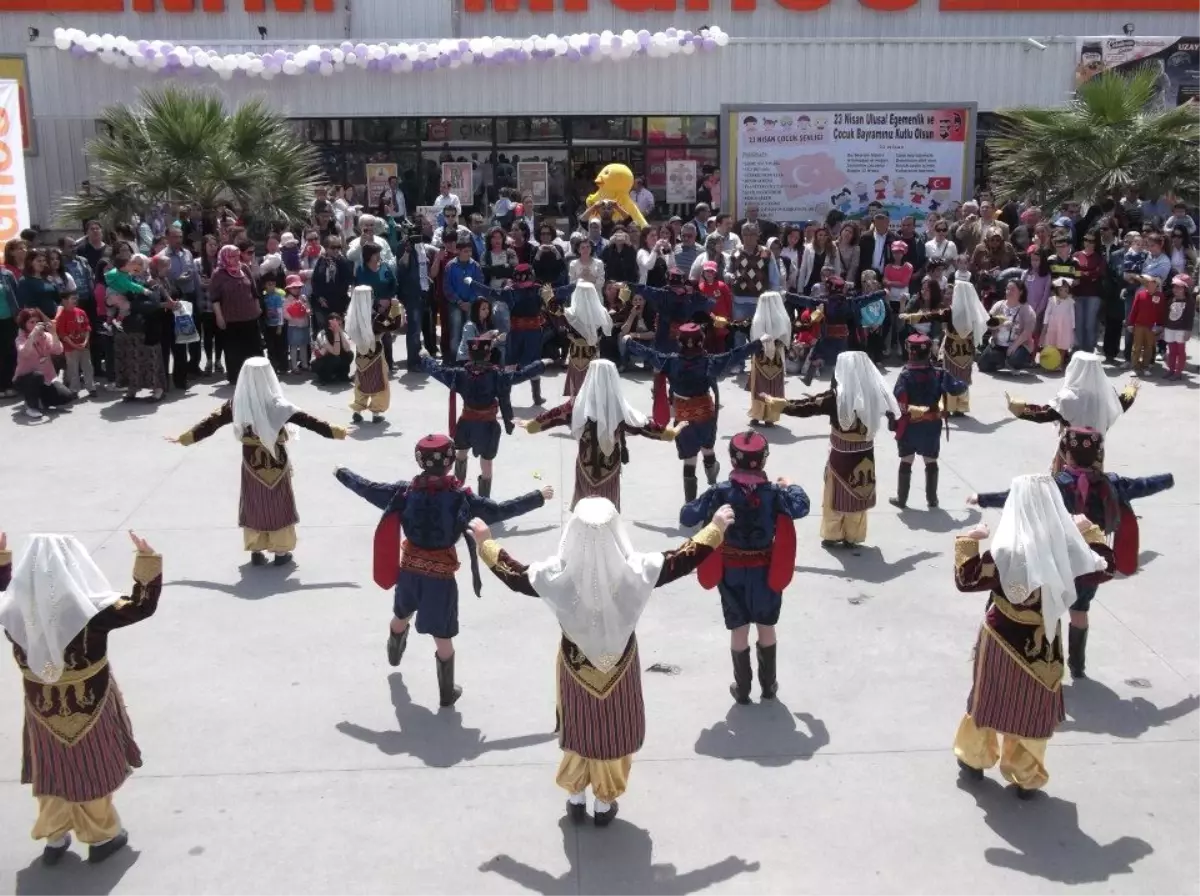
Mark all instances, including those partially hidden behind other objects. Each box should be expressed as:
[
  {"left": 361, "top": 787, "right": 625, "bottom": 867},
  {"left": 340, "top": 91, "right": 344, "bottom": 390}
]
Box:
[
  {"left": 92, "top": 552, "right": 163, "bottom": 632},
  {"left": 1118, "top": 385, "right": 1138, "bottom": 412},
  {"left": 178, "top": 401, "right": 233, "bottom": 446},
  {"left": 132, "top": 552, "right": 163, "bottom": 587},
  {"left": 331, "top": 425, "right": 348, "bottom": 440},
  {"left": 954, "top": 539, "right": 998, "bottom": 593},
  {"left": 487, "top": 547, "right": 540, "bottom": 597},
  {"left": 523, "top": 420, "right": 542, "bottom": 435},
  {"left": 692, "top": 523, "right": 724, "bottom": 549},
  {"left": 479, "top": 539, "right": 502, "bottom": 568},
  {"left": 1080, "top": 524, "right": 1106, "bottom": 546}
]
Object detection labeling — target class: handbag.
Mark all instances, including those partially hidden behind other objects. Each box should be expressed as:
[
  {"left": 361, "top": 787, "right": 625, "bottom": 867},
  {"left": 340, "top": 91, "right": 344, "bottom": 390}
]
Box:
[
  {"left": 173, "top": 299, "right": 200, "bottom": 344},
  {"left": 859, "top": 298, "right": 887, "bottom": 330}
]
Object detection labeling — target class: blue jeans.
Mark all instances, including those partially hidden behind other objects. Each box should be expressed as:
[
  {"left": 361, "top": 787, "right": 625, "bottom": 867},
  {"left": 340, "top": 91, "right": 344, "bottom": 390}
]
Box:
[
  {"left": 445, "top": 302, "right": 465, "bottom": 361},
  {"left": 402, "top": 295, "right": 425, "bottom": 367},
  {"left": 977, "top": 343, "right": 1033, "bottom": 372},
  {"left": 1074, "top": 294, "right": 1100, "bottom": 352},
  {"left": 732, "top": 296, "right": 756, "bottom": 348},
  {"left": 491, "top": 299, "right": 510, "bottom": 365}
]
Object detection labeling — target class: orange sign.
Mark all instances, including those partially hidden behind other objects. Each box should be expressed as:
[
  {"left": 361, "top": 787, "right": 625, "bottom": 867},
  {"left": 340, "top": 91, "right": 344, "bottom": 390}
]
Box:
[
  {"left": 464, "top": 0, "right": 1196, "bottom": 9},
  {"left": 0, "top": 57, "right": 32, "bottom": 155},
  {"left": 0, "top": 0, "right": 335, "bottom": 11}
]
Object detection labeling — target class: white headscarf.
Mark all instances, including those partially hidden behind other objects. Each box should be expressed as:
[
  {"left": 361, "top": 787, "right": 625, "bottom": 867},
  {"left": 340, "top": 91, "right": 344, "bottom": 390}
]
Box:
[
  {"left": 1051, "top": 352, "right": 1124, "bottom": 433},
  {"left": 992, "top": 474, "right": 1108, "bottom": 636},
  {"left": 951, "top": 280, "right": 991, "bottom": 344},
  {"left": 563, "top": 281, "right": 612, "bottom": 346},
  {"left": 572, "top": 359, "right": 648, "bottom": 455},
  {"left": 834, "top": 351, "right": 901, "bottom": 438},
  {"left": 233, "top": 357, "right": 299, "bottom": 459},
  {"left": 346, "top": 285, "right": 376, "bottom": 351},
  {"left": 527, "top": 497, "right": 664, "bottom": 672},
  {"left": 0, "top": 535, "right": 122, "bottom": 684},
  {"left": 750, "top": 291, "right": 791, "bottom": 359}
]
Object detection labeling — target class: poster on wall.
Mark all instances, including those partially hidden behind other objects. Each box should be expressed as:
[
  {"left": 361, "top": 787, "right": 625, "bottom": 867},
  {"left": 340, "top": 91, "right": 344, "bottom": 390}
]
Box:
[
  {"left": 0, "top": 80, "right": 30, "bottom": 239},
  {"left": 0, "top": 57, "right": 33, "bottom": 154},
  {"left": 722, "top": 104, "right": 975, "bottom": 227},
  {"left": 517, "top": 161, "right": 549, "bottom": 206},
  {"left": 665, "top": 159, "right": 697, "bottom": 205},
  {"left": 365, "top": 163, "right": 397, "bottom": 206},
  {"left": 1076, "top": 37, "right": 1199, "bottom": 107},
  {"left": 442, "top": 161, "right": 473, "bottom": 198}
]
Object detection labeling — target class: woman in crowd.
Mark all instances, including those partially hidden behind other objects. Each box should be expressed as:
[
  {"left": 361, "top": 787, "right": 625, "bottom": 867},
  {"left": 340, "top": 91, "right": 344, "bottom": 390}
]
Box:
[
  {"left": 601, "top": 229, "right": 639, "bottom": 286},
  {"left": 826, "top": 221, "right": 857, "bottom": 291},
  {"left": 1168, "top": 226, "right": 1197, "bottom": 277},
  {"left": 0, "top": 264, "right": 19, "bottom": 397},
  {"left": 44, "top": 248, "right": 77, "bottom": 300},
  {"left": 13, "top": 309, "right": 73, "bottom": 419},
  {"left": 924, "top": 218, "right": 958, "bottom": 271},
  {"left": 568, "top": 235, "right": 606, "bottom": 291},
  {"left": 900, "top": 277, "right": 944, "bottom": 344},
  {"left": 2, "top": 238, "right": 27, "bottom": 280},
  {"left": 1029, "top": 221, "right": 1055, "bottom": 259},
  {"left": 952, "top": 474, "right": 1112, "bottom": 798},
  {"left": 689, "top": 232, "right": 727, "bottom": 282},
  {"left": 797, "top": 225, "right": 833, "bottom": 296},
  {"left": 168, "top": 357, "right": 347, "bottom": 566},
  {"left": 472, "top": 497, "right": 729, "bottom": 825},
  {"left": 978, "top": 279, "right": 1038, "bottom": 372},
  {"left": 532, "top": 226, "right": 568, "bottom": 286},
  {"left": 195, "top": 234, "right": 224, "bottom": 376},
  {"left": 481, "top": 227, "right": 516, "bottom": 290},
  {"left": 18, "top": 250, "right": 61, "bottom": 319},
  {"left": 312, "top": 312, "right": 353, "bottom": 383},
  {"left": 636, "top": 226, "right": 670, "bottom": 288},
  {"left": 970, "top": 229, "right": 1018, "bottom": 279},
  {"left": 1072, "top": 231, "right": 1107, "bottom": 355},
  {"left": 457, "top": 296, "right": 503, "bottom": 363},
  {"left": 208, "top": 244, "right": 263, "bottom": 385},
  {"left": 508, "top": 221, "right": 535, "bottom": 267},
  {"left": 779, "top": 226, "right": 804, "bottom": 292},
  {"left": 0, "top": 530, "right": 162, "bottom": 866},
  {"left": 106, "top": 250, "right": 167, "bottom": 402}
]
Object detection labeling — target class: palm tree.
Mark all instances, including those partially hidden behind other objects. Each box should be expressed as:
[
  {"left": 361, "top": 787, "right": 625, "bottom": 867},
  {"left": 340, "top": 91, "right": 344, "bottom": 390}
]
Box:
[
  {"left": 57, "top": 85, "right": 320, "bottom": 230},
  {"left": 987, "top": 66, "right": 1199, "bottom": 210}
]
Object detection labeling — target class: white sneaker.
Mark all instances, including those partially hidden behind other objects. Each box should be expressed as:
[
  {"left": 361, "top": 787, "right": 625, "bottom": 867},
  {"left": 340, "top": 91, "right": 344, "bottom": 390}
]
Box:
[{"left": 24, "top": 406, "right": 43, "bottom": 419}]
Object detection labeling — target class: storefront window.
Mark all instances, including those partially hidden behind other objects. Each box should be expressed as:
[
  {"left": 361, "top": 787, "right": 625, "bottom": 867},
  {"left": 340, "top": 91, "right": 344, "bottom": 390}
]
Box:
[
  {"left": 572, "top": 116, "right": 641, "bottom": 143},
  {"left": 496, "top": 117, "right": 565, "bottom": 143},
  {"left": 646, "top": 147, "right": 719, "bottom": 205},
  {"left": 351, "top": 118, "right": 422, "bottom": 145},
  {"left": 424, "top": 118, "right": 493, "bottom": 146},
  {"left": 495, "top": 147, "right": 569, "bottom": 211},
  {"left": 646, "top": 116, "right": 718, "bottom": 145}
]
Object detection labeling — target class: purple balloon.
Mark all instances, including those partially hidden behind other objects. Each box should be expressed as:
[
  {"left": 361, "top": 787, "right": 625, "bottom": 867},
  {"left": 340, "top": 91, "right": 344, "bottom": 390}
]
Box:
[
  {"left": 637, "top": 32, "right": 651, "bottom": 48},
  {"left": 701, "top": 37, "right": 717, "bottom": 51},
  {"left": 319, "top": 49, "right": 332, "bottom": 63},
  {"left": 609, "top": 36, "right": 621, "bottom": 49},
  {"left": 565, "top": 48, "right": 581, "bottom": 62},
  {"left": 161, "top": 43, "right": 175, "bottom": 54},
  {"left": 273, "top": 49, "right": 287, "bottom": 63},
  {"left": 142, "top": 47, "right": 156, "bottom": 58},
  {"left": 457, "top": 39, "right": 469, "bottom": 52},
  {"left": 70, "top": 44, "right": 87, "bottom": 57},
  {"left": 436, "top": 54, "right": 451, "bottom": 68},
  {"left": 580, "top": 44, "right": 593, "bottom": 56},
  {"left": 587, "top": 34, "right": 601, "bottom": 49},
  {"left": 306, "top": 60, "right": 320, "bottom": 73},
  {"left": 340, "top": 41, "right": 353, "bottom": 53},
  {"left": 682, "top": 30, "right": 694, "bottom": 41},
  {"left": 136, "top": 40, "right": 149, "bottom": 52},
  {"left": 354, "top": 43, "right": 368, "bottom": 56}
]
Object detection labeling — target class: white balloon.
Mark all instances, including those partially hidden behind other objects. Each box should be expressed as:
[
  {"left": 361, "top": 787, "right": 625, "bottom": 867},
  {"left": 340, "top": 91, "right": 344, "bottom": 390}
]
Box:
[
  {"left": 319, "top": 61, "right": 334, "bottom": 75},
  {"left": 114, "top": 55, "right": 130, "bottom": 70},
  {"left": 682, "top": 42, "right": 696, "bottom": 55},
  {"left": 54, "top": 33, "right": 71, "bottom": 51},
  {"left": 282, "top": 60, "right": 299, "bottom": 75},
  {"left": 461, "top": 51, "right": 474, "bottom": 64},
  {"left": 334, "top": 60, "right": 345, "bottom": 72},
  {"left": 178, "top": 53, "right": 193, "bottom": 67},
  {"left": 262, "top": 70, "right": 276, "bottom": 81},
  {"left": 81, "top": 37, "right": 100, "bottom": 53},
  {"left": 331, "top": 48, "right": 344, "bottom": 63},
  {"left": 398, "top": 58, "right": 413, "bottom": 72},
  {"left": 715, "top": 31, "right": 730, "bottom": 46},
  {"left": 345, "top": 52, "right": 358, "bottom": 66},
  {"left": 132, "top": 55, "right": 147, "bottom": 68},
  {"left": 101, "top": 33, "right": 116, "bottom": 50},
  {"left": 219, "top": 69, "right": 233, "bottom": 80}
]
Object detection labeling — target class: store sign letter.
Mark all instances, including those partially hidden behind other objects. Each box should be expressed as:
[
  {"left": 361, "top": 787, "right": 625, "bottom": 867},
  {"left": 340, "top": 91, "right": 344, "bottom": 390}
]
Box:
[{"left": 463, "top": 0, "right": 1192, "bottom": 9}]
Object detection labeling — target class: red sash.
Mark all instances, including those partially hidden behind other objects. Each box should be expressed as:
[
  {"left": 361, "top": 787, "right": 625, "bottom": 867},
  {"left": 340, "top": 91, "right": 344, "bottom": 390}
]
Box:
[
  {"left": 697, "top": 513, "right": 796, "bottom": 591},
  {"left": 373, "top": 513, "right": 402, "bottom": 589},
  {"left": 1114, "top": 505, "right": 1139, "bottom": 576},
  {"left": 652, "top": 372, "right": 670, "bottom": 426}
]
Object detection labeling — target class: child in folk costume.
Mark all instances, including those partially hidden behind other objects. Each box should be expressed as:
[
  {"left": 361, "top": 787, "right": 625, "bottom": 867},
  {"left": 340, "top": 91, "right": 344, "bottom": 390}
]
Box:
[
  {"left": 625, "top": 323, "right": 765, "bottom": 501},
  {"left": 747, "top": 291, "right": 792, "bottom": 426},
  {"left": 888, "top": 334, "right": 967, "bottom": 510},
  {"left": 1, "top": 531, "right": 161, "bottom": 866},
  {"left": 422, "top": 336, "right": 545, "bottom": 498},
  {"left": 1006, "top": 351, "right": 1138, "bottom": 473},
  {"left": 520, "top": 360, "right": 681, "bottom": 510},
  {"left": 168, "top": 357, "right": 347, "bottom": 566},
  {"left": 680, "top": 432, "right": 810, "bottom": 705},
  {"left": 473, "top": 497, "right": 732, "bottom": 825},
  {"left": 1041, "top": 278, "right": 1076, "bottom": 362},
  {"left": 762, "top": 351, "right": 900, "bottom": 548},
  {"left": 634, "top": 268, "right": 717, "bottom": 423},
  {"left": 335, "top": 436, "right": 553, "bottom": 706},
  {"left": 698, "top": 260, "right": 734, "bottom": 354},
  {"left": 970, "top": 427, "right": 1173, "bottom": 680},
  {"left": 899, "top": 280, "right": 995, "bottom": 416},
  {"left": 561, "top": 281, "right": 613, "bottom": 398},
  {"left": 471, "top": 264, "right": 549, "bottom": 405},
  {"left": 953, "top": 475, "right": 1113, "bottom": 798},
  {"left": 346, "top": 285, "right": 402, "bottom": 424}
]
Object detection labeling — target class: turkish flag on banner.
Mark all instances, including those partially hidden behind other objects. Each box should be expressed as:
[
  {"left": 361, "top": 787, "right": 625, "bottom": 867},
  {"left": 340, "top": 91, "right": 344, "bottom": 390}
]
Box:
[{"left": 927, "top": 177, "right": 953, "bottom": 191}]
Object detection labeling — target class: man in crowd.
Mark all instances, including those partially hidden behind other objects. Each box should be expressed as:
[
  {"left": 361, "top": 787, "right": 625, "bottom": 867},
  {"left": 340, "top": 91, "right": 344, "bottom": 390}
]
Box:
[
  {"left": 858, "top": 212, "right": 898, "bottom": 289},
  {"left": 714, "top": 214, "right": 742, "bottom": 255},
  {"left": 385, "top": 175, "right": 408, "bottom": 221},
  {"left": 631, "top": 177, "right": 656, "bottom": 218},
  {"left": 75, "top": 220, "right": 108, "bottom": 279},
  {"left": 736, "top": 203, "right": 779, "bottom": 244},
  {"left": 689, "top": 203, "right": 711, "bottom": 240},
  {"left": 433, "top": 180, "right": 462, "bottom": 227},
  {"left": 729, "top": 223, "right": 780, "bottom": 348},
  {"left": 673, "top": 223, "right": 702, "bottom": 274}
]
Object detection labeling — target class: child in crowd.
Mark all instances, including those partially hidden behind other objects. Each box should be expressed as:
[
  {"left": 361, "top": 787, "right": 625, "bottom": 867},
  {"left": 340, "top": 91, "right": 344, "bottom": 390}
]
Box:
[
  {"left": 1041, "top": 277, "right": 1076, "bottom": 365},
  {"left": 1127, "top": 274, "right": 1166, "bottom": 376},
  {"left": 1121, "top": 233, "right": 1146, "bottom": 280},
  {"left": 261, "top": 270, "right": 287, "bottom": 374},
  {"left": 1163, "top": 274, "right": 1195, "bottom": 380},
  {"left": 883, "top": 241, "right": 914, "bottom": 355},
  {"left": 54, "top": 289, "right": 97, "bottom": 396},
  {"left": 283, "top": 274, "right": 312, "bottom": 373},
  {"left": 954, "top": 253, "right": 973, "bottom": 284}
]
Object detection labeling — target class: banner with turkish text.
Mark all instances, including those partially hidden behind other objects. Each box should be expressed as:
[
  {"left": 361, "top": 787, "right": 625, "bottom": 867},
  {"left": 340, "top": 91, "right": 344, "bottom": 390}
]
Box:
[
  {"left": 1076, "top": 37, "right": 1199, "bottom": 107},
  {"left": 0, "top": 80, "right": 31, "bottom": 241}
]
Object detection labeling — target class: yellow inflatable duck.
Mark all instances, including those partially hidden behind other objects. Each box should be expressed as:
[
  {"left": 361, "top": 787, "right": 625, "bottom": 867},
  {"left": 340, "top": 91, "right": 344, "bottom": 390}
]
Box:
[{"left": 582, "top": 163, "right": 648, "bottom": 229}]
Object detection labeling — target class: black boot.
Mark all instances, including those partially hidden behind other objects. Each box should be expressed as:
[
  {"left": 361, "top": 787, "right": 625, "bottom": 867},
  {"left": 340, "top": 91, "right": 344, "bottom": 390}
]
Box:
[
  {"left": 436, "top": 653, "right": 463, "bottom": 707},
  {"left": 925, "top": 462, "right": 939, "bottom": 509},
  {"left": 729, "top": 648, "right": 752, "bottom": 705},
  {"left": 531, "top": 377, "right": 545, "bottom": 406},
  {"left": 756, "top": 643, "right": 779, "bottom": 700},
  {"left": 386, "top": 625, "right": 409, "bottom": 667},
  {"left": 1068, "top": 625, "right": 1088, "bottom": 679},
  {"left": 454, "top": 457, "right": 468, "bottom": 481},
  {"left": 683, "top": 466, "right": 698, "bottom": 503},
  {"left": 703, "top": 456, "right": 720, "bottom": 486},
  {"left": 889, "top": 463, "right": 912, "bottom": 509},
  {"left": 477, "top": 475, "right": 492, "bottom": 499},
  {"left": 87, "top": 830, "right": 128, "bottom": 864}
]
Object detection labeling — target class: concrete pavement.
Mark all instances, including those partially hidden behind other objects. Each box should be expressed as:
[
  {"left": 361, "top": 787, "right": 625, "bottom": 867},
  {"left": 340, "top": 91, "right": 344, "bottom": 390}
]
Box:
[{"left": 0, "top": 349, "right": 1196, "bottom": 895}]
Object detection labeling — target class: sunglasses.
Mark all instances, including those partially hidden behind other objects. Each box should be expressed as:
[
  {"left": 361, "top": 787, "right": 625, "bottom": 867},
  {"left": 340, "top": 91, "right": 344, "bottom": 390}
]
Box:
[{"left": 935, "top": 227, "right": 948, "bottom": 233}]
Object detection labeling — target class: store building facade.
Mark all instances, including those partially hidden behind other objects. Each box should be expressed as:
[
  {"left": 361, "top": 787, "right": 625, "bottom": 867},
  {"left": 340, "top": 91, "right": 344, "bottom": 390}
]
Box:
[{"left": 0, "top": 0, "right": 1194, "bottom": 227}]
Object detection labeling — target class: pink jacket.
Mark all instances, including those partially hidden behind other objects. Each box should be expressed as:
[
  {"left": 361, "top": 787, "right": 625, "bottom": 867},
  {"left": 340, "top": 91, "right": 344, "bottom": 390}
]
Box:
[{"left": 14, "top": 329, "right": 62, "bottom": 380}]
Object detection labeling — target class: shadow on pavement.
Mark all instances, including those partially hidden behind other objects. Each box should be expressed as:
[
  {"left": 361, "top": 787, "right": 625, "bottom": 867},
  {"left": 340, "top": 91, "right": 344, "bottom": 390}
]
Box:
[
  {"left": 15, "top": 845, "right": 139, "bottom": 895},
  {"left": 694, "top": 700, "right": 829, "bottom": 767},
  {"left": 480, "top": 815, "right": 760, "bottom": 895},
  {"left": 895, "top": 507, "right": 981, "bottom": 533},
  {"left": 795, "top": 546, "right": 939, "bottom": 585},
  {"left": 335, "top": 673, "right": 554, "bottom": 768},
  {"left": 947, "top": 415, "right": 1016, "bottom": 435},
  {"left": 1060, "top": 680, "right": 1199, "bottom": 738},
  {"left": 631, "top": 521, "right": 692, "bottom": 539},
  {"left": 958, "top": 776, "right": 1153, "bottom": 883},
  {"left": 168, "top": 570, "right": 360, "bottom": 601}
]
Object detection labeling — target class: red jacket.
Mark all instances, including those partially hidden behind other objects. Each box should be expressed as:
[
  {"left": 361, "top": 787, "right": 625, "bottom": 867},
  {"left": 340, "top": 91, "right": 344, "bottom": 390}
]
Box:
[
  {"left": 1127, "top": 288, "right": 1165, "bottom": 328},
  {"left": 54, "top": 305, "right": 92, "bottom": 350},
  {"left": 698, "top": 279, "right": 732, "bottom": 320}
]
